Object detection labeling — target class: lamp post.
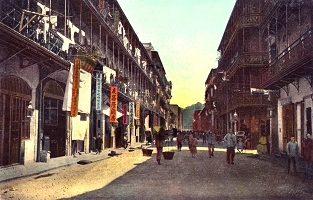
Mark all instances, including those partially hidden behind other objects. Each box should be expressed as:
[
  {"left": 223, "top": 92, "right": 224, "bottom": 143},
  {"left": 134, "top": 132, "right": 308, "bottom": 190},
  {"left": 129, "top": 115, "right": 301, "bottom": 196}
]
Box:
[
  {"left": 217, "top": 70, "right": 229, "bottom": 134},
  {"left": 226, "top": 81, "right": 229, "bottom": 133},
  {"left": 233, "top": 111, "right": 238, "bottom": 135}
]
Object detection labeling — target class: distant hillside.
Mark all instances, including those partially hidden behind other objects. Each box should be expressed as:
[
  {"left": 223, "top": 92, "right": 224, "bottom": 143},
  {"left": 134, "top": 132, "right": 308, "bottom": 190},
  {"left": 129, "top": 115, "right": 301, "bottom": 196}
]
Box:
[{"left": 182, "top": 102, "right": 204, "bottom": 130}]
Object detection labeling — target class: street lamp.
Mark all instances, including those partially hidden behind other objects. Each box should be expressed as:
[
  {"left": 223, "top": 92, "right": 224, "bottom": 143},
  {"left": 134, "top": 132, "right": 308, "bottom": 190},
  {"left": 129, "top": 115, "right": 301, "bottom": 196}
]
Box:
[
  {"left": 217, "top": 70, "right": 230, "bottom": 133},
  {"left": 233, "top": 111, "right": 238, "bottom": 134}
]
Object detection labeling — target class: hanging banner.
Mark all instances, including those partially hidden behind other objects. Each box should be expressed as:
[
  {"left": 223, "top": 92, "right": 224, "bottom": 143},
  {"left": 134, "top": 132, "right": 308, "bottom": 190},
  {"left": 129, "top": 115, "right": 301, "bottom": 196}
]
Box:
[
  {"left": 109, "top": 86, "right": 118, "bottom": 122},
  {"left": 95, "top": 72, "right": 102, "bottom": 111},
  {"left": 135, "top": 98, "right": 140, "bottom": 126},
  {"left": 122, "top": 103, "right": 128, "bottom": 125},
  {"left": 129, "top": 102, "right": 134, "bottom": 128},
  {"left": 70, "top": 58, "right": 80, "bottom": 117}
]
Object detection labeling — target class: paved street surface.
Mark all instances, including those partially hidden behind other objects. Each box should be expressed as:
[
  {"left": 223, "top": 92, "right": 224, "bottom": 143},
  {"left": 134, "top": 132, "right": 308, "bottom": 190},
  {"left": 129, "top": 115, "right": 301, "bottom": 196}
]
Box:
[{"left": 1, "top": 143, "right": 313, "bottom": 200}]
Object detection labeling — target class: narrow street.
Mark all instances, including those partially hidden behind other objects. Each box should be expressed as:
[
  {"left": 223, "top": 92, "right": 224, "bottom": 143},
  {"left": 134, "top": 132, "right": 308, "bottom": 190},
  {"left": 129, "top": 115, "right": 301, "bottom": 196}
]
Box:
[{"left": 1, "top": 142, "right": 313, "bottom": 200}]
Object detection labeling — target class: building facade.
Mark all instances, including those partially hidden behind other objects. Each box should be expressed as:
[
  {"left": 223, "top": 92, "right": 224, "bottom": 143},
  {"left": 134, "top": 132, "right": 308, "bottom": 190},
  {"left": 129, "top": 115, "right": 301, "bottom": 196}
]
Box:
[
  {"left": 260, "top": 0, "right": 313, "bottom": 153},
  {"left": 205, "top": 0, "right": 313, "bottom": 154},
  {"left": 0, "top": 0, "right": 172, "bottom": 167}
]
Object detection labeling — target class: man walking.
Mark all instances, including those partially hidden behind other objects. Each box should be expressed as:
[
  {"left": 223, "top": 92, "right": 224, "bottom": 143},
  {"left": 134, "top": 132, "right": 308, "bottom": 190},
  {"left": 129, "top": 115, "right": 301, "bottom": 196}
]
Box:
[
  {"left": 207, "top": 130, "right": 215, "bottom": 158},
  {"left": 286, "top": 135, "right": 299, "bottom": 174},
  {"left": 95, "top": 134, "right": 103, "bottom": 155},
  {"left": 223, "top": 129, "right": 237, "bottom": 164}
]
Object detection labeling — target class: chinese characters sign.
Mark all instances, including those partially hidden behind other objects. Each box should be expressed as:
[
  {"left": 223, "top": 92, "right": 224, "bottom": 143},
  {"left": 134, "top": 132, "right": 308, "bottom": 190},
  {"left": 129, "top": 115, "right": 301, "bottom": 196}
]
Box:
[
  {"left": 95, "top": 73, "right": 102, "bottom": 111},
  {"left": 129, "top": 102, "right": 134, "bottom": 128},
  {"left": 109, "top": 86, "right": 118, "bottom": 122},
  {"left": 122, "top": 103, "right": 128, "bottom": 125},
  {"left": 70, "top": 58, "right": 80, "bottom": 117},
  {"left": 135, "top": 99, "right": 140, "bottom": 126}
]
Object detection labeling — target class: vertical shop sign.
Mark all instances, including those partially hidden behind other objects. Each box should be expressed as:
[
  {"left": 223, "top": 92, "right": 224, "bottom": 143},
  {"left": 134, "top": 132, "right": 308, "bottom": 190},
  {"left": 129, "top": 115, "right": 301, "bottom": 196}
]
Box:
[
  {"left": 135, "top": 99, "right": 140, "bottom": 126},
  {"left": 95, "top": 72, "right": 102, "bottom": 111},
  {"left": 71, "top": 58, "right": 80, "bottom": 117},
  {"left": 129, "top": 102, "right": 134, "bottom": 128},
  {"left": 122, "top": 103, "right": 128, "bottom": 125},
  {"left": 109, "top": 86, "right": 118, "bottom": 122}
]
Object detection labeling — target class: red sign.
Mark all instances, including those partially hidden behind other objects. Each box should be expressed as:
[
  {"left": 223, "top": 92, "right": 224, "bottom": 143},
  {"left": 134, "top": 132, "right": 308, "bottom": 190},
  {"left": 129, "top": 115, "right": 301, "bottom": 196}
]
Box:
[
  {"left": 109, "top": 86, "right": 118, "bottom": 122},
  {"left": 122, "top": 103, "right": 128, "bottom": 125},
  {"left": 70, "top": 58, "right": 80, "bottom": 117}
]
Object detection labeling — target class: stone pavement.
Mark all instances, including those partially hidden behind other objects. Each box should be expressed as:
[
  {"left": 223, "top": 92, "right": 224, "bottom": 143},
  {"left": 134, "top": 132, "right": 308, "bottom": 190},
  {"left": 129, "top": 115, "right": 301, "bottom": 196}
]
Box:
[{"left": 0, "top": 143, "right": 147, "bottom": 183}]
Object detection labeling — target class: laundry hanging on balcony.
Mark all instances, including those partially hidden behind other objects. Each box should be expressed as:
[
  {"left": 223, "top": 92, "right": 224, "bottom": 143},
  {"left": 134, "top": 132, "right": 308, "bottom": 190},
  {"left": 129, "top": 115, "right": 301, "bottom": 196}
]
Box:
[{"left": 62, "top": 63, "right": 92, "bottom": 114}]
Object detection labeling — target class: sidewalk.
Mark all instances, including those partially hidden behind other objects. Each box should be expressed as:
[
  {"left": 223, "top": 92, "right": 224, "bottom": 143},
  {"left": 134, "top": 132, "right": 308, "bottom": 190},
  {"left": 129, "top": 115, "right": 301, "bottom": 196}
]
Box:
[{"left": 0, "top": 143, "right": 148, "bottom": 183}]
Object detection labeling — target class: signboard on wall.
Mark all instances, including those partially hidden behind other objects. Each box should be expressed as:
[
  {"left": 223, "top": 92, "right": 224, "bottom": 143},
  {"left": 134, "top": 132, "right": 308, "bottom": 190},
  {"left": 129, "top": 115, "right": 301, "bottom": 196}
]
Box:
[
  {"left": 95, "top": 72, "right": 102, "bottom": 111},
  {"left": 109, "top": 86, "right": 118, "bottom": 122},
  {"left": 70, "top": 58, "right": 80, "bottom": 117},
  {"left": 129, "top": 102, "right": 134, "bottom": 128},
  {"left": 122, "top": 103, "right": 128, "bottom": 125},
  {"left": 135, "top": 98, "right": 140, "bottom": 126}
]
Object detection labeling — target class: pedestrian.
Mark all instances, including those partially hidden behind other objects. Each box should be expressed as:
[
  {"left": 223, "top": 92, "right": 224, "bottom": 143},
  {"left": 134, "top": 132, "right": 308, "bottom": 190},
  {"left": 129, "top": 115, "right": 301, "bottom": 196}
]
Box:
[
  {"left": 155, "top": 127, "right": 165, "bottom": 165},
  {"left": 188, "top": 132, "right": 193, "bottom": 149},
  {"left": 95, "top": 134, "right": 103, "bottom": 155},
  {"left": 202, "top": 132, "right": 207, "bottom": 145},
  {"left": 223, "top": 129, "right": 237, "bottom": 164},
  {"left": 207, "top": 130, "right": 215, "bottom": 158},
  {"left": 176, "top": 132, "right": 183, "bottom": 151},
  {"left": 72, "top": 140, "right": 77, "bottom": 157},
  {"left": 237, "top": 138, "right": 244, "bottom": 153},
  {"left": 302, "top": 134, "right": 313, "bottom": 175},
  {"left": 257, "top": 133, "right": 267, "bottom": 154},
  {"left": 190, "top": 133, "right": 198, "bottom": 158},
  {"left": 286, "top": 135, "right": 299, "bottom": 174},
  {"left": 123, "top": 133, "right": 128, "bottom": 149}
]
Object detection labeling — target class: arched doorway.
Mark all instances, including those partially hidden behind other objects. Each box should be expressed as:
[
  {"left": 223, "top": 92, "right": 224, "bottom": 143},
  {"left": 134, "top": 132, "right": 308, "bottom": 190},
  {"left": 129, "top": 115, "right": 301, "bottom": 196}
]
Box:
[
  {"left": 43, "top": 80, "right": 66, "bottom": 158},
  {"left": 0, "top": 76, "right": 31, "bottom": 166}
]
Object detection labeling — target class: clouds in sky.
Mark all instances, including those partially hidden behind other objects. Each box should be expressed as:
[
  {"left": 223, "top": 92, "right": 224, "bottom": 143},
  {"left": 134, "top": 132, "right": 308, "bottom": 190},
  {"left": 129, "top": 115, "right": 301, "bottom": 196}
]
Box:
[{"left": 118, "top": 0, "right": 235, "bottom": 108}]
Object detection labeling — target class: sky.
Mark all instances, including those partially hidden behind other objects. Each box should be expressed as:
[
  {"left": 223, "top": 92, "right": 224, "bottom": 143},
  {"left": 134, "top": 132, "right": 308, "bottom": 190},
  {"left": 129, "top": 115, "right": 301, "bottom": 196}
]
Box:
[{"left": 118, "top": 0, "right": 236, "bottom": 109}]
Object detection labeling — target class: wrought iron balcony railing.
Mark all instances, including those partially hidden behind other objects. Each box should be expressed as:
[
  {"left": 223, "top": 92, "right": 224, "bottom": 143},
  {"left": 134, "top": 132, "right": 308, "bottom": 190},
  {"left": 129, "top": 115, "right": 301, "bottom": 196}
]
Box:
[{"left": 261, "top": 28, "right": 313, "bottom": 88}]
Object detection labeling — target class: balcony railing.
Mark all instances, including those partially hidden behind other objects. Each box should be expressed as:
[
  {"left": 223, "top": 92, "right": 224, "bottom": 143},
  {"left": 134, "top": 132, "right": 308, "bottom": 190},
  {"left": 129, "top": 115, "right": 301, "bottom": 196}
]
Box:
[
  {"left": 0, "top": 3, "right": 67, "bottom": 59},
  {"left": 219, "top": 52, "right": 268, "bottom": 77},
  {"left": 216, "top": 93, "right": 269, "bottom": 116},
  {"left": 261, "top": 28, "right": 313, "bottom": 88}
]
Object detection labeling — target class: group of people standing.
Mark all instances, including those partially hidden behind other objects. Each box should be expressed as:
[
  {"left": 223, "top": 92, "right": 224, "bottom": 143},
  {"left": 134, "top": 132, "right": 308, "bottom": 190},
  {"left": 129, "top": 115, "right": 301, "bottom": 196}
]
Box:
[{"left": 155, "top": 128, "right": 313, "bottom": 176}]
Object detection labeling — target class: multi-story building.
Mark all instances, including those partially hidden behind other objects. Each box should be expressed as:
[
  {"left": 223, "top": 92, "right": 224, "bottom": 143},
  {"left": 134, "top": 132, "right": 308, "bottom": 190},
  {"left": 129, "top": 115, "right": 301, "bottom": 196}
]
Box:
[
  {"left": 0, "top": 0, "right": 172, "bottom": 167},
  {"left": 169, "top": 104, "right": 183, "bottom": 132},
  {"left": 260, "top": 0, "right": 313, "bottom": 153},
  {"left": 205, "top": 0, "right": 273, "bottom": 149},
  {"left": 205, "top": 0, "right": 313, "bottom": 154}
]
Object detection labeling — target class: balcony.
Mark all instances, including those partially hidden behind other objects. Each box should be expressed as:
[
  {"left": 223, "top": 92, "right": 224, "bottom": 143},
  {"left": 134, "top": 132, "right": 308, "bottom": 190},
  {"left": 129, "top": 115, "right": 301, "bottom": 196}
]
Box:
[
  {"left": 219, "top": 52, "right": 268, "bottom": 77},
  {"left": 216, "top": 93, "right": 269, "bottom": 117},
  {"left": 261, "top": 28, "right": 313, "bottom": 90}
]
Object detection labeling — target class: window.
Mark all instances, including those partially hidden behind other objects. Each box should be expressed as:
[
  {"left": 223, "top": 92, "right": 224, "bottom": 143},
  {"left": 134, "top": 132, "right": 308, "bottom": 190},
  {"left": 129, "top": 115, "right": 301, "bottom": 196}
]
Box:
[{"left": 44, "top": 98, "right": 58, "bottom": 125}]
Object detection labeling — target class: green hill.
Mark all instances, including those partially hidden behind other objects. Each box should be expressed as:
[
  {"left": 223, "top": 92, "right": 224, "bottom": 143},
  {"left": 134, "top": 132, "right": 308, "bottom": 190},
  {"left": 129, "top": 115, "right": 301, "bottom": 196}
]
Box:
[{"left": 181, "top": 102, "right": 204, "bottom": 130}]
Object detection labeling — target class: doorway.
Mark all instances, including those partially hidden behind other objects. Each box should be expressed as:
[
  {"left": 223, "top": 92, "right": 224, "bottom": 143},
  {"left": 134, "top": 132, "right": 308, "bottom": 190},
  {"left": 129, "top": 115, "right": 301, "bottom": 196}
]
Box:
[{"left": 0, "top": 76, "right": 31, "bottom": 166}]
